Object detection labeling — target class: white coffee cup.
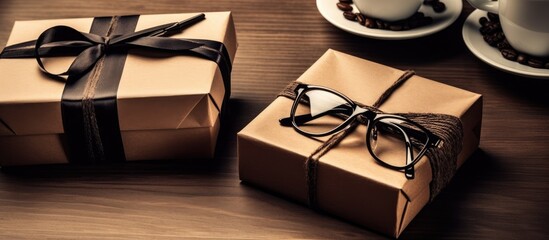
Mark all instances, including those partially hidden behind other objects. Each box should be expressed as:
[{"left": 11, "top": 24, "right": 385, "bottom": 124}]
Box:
[
  {"left": 467, "top": 0, "right": 549, "bottom": 57},
  {"left": 353, "top": 0, "right": 423, "bottom": 22}
]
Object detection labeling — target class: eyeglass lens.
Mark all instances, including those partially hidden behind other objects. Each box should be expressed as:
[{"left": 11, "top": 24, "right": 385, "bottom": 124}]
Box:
[
  {"left": 294, "top": 89, "right": 354, "bottom": 135},
  {"left": 369, "top": 118, "right": 429, "bottom": 168}
]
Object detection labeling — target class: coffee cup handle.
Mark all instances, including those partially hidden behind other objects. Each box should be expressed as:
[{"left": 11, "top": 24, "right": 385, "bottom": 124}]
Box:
[{"left": 466, "top": 0, "right": 499, "bottom": 14}]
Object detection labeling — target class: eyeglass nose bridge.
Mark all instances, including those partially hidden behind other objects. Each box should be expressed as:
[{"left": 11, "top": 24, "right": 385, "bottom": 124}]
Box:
[
  {"left": 354, "top": 107, "right": 376, "bottom": 124},
  {"left": 352, "top": 105, "right": 368, "bottom": 115}
]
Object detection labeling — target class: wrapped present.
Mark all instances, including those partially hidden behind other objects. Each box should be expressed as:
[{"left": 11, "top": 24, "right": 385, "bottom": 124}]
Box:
[
  {"left": 238, "top": 49, "right": 482, "bottom": 238},
  {"left": 0, "top": 12, "right": 237, "bottom": 165}
]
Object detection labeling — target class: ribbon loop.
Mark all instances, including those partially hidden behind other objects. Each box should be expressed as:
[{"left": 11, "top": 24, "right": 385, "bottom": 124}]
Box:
[
  {"left": 34, "top": 25, "right": 108, "bottom": 78},
  {"left": 31, "top": 16, "right": 211, "bottom": 80},
  {"left": 65, "top": 44, "right": 104, "bottom": 78}
]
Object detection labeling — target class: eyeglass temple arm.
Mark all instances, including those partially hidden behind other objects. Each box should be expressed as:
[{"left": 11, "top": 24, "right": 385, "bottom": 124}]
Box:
[
  {"left": 383, "top": 122, "right": 415, "bottom": 179},
  {"left": 279, "top": 105, "right": 351, "bottom": 126},
  {"left": 377, "top": 122, "right": 442, "bottom": 148},
  {"left": 405, "top": 141, "right": 415, "bottom": 179}
]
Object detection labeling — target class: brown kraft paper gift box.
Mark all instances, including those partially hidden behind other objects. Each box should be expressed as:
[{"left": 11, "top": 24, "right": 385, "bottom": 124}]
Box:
[
  {"left": 0, "top": 12, "right": 237, "bottom": 166},
  {"left": 238, "top": 49, "right": 482, "bottom": 238}
]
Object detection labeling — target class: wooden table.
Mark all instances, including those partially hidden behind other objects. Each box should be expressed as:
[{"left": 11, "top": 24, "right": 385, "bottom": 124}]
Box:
[{"left": 1, "top": 1, "right": 547, "bottom": 239}]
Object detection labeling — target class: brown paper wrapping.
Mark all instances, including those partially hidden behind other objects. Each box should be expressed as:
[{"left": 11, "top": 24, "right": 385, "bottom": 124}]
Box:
[
  {"left": 0, "top": 12, "right": 237, "bottom": 165},
  {"left": 238, "top": 50, "right": 482, "bottom": 238}
]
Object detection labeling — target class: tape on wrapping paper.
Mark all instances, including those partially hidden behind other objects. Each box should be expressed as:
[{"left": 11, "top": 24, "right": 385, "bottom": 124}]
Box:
[
  {"left": 278, "top": 70, "right": 464, "bottom": 204},
  {"left": 0, "top": 14, "right": 232, "bottom": 163}
]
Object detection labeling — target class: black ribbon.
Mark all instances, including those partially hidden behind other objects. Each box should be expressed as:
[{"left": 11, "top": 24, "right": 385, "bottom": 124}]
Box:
[{"left": 0, "top": 14, "right": 232, "bottom": 163}]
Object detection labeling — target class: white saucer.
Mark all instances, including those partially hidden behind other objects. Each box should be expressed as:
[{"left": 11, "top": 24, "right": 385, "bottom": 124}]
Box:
[
  {"left": 316, "top": 0, "right": 462, "bottom": 40},
  {"left": 462, "top": 10, "right": 549, "bottom": 79}
]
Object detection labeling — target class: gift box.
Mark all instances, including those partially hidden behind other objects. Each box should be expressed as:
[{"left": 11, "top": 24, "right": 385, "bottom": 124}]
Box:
[
  {"left": 238, "top": 50, "right": 482, "bottom": 238},
  {"left": 0, "top": 12, "right": 237, "bottom": 165}
]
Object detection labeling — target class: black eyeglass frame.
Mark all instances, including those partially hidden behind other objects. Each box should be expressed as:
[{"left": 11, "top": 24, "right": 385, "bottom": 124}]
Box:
[{"left": 279, "top": 83, "right": 443, "bottom": 179}]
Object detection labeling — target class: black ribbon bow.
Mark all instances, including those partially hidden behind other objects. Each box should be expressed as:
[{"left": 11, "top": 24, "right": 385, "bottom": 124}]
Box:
[{"left": 1, "top": 14, "right": 231, "bottom": 80}]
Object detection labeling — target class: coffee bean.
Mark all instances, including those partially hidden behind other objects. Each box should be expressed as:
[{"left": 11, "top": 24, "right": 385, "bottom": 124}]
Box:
[
  {"left": 483, "top": 34, "right": 497, "bottom": 46},
  {"left": 527, "top": 58, "right": 545, "bottom": 68},
  {"left": 356, "top": 13, "right": 366, "bottom": 25},
  {"left": 412, "top": 12, "right": 425, "bottom": 19},
  {"left": 390, "top": 24, "right": 403, "bottom": 31},
  {"left": 479, "top": 17, "right": 489, "bottom": 27},
  {"left": 479, "top": 23, "right": 500, "bottom": 35},
  {"left": 484, "top": 32, "right": 504, "bottom": 46},
  {"left": 517, "top": 54, "right": 528, "bottom": 65},
  {"left": 376, "top": 19, "right": 385, "bottom": 29},
  {"left": 487, "top": 12, "right": 499, "bottom": 22},
  {"left": 418, "top": 16, "right": 433, "bottom": 27},
  {"left": 484, "top": 22, "right": 501, "bottom": 34},
  {"left": 337, "top": 2, "right": 353, "bottom": 11},
  {"left": 481, "top": 26, "right": 493, "bottom": 35},
  {"left": 433, "top": 2, "right": 446, "bottom": 12},
  {"left": 409, "top": 19, "right": 419, "bottom": 28},
  {"left": 501, "top": 49, "right": 518, "bottom": 61},
  {"left": 339, "top": 0, "right": 353, "bottom": 3},
  {"left": 479, "top": 26, "right": 490, "bottom": 35},
  {"left": 496, "top": 39, "right": 511, "bottom": 49},
  {"left": 365, "top": 18, "right": 376, "bottom": 28},
  {"left": 343, "top": 11, "right": 357, "bottom": 21},
  {"left": 493, "top": 32, "right": 504, "bottom": 42}
]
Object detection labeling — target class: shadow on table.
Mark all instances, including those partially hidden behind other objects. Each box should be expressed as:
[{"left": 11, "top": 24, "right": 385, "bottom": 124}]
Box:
[
  {"left": 400, "top": 148, "right": 507, "bottom": 239},
  {"left": 322, "top": 8, "right": 469, "bottom": 67},
  {"left": 483, "top": 68, "right": 549, "bottom": 108}
]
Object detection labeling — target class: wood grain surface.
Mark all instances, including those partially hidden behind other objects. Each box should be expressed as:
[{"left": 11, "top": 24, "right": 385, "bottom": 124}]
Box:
[{"left": 1, "top": 0, "right": 548, "bottom": 239}]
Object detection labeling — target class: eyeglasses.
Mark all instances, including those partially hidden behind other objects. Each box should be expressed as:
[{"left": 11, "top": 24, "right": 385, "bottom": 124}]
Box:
[{"left": 279, "top": 83, "right": 443, "bottom": 179}]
